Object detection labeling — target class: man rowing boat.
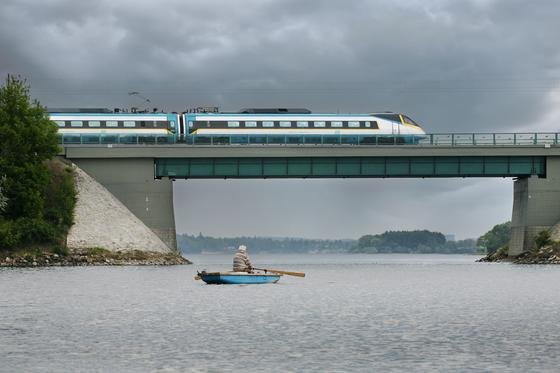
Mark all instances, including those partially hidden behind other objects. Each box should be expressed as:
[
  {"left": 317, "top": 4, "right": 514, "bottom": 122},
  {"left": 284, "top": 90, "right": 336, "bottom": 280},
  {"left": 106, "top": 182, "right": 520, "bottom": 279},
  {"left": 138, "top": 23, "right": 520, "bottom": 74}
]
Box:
[{"left": 233, "top": 245, "right": 253, "bottom": 273}]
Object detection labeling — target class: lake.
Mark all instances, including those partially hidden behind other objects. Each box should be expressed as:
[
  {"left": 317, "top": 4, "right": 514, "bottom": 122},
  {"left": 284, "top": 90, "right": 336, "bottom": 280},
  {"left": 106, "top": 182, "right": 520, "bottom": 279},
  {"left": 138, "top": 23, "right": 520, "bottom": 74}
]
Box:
[{"left": 2, "top": 254, "right": 560, "bottom": 372}]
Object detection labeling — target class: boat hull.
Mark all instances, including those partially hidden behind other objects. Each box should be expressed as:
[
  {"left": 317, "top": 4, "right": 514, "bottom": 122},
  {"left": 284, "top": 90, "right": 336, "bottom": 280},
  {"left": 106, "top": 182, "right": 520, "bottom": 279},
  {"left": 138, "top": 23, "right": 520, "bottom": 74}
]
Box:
[{"left": 199, "top": 272, "right": 281, "bottom": 284}]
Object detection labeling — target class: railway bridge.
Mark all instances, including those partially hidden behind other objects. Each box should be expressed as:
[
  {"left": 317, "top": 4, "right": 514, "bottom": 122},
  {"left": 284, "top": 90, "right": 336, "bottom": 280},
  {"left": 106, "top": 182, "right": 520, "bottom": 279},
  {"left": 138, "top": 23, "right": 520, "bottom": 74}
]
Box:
[{"left": 60, "top": 133, "right": 560, "bottom": 255}]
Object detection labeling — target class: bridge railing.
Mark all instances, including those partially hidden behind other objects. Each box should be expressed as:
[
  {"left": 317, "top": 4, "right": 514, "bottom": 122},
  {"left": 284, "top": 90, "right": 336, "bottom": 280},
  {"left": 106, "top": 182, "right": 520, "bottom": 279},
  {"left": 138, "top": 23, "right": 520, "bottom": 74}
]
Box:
[
  {"left": 424, "top": 133, "right": 558, "bottom": 146},
  {"left": 58, "top": 133, "right": 560, "bottom": 146}
]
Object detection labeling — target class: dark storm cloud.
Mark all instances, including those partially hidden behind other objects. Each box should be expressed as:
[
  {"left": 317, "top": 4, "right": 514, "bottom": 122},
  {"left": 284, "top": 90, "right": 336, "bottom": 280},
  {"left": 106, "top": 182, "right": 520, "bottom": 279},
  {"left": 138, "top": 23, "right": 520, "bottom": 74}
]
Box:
[
  {"left": 1, "top": 0, "right": 558, "bottom": 238},
  {"left": 2, "top": 0, "right": 558, "bottom": 130}
]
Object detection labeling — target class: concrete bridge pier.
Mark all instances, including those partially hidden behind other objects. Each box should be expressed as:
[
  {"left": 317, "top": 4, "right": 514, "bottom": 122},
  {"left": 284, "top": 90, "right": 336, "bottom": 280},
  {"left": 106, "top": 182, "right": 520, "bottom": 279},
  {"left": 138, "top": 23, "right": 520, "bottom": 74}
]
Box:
[
  {"left": 510, "top": 157, "right": 560, "bottom": 256},
  {"left": 70, "top": 158, "right": 177, "bottom": 251}
]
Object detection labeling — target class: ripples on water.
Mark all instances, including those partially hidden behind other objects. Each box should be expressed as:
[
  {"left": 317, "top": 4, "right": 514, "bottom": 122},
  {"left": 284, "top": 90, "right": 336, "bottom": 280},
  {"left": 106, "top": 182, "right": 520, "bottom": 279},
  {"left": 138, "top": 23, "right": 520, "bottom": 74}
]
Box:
[{"left": 2, "top": 254, "right": 560, "bottom": 372}]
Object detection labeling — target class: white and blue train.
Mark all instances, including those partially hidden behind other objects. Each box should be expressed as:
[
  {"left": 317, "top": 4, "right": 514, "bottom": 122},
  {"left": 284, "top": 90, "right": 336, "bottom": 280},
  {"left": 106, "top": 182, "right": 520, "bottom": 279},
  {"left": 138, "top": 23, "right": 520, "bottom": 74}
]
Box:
[{"left": 49, "top": 107, "right": 426, "bottom": 143}]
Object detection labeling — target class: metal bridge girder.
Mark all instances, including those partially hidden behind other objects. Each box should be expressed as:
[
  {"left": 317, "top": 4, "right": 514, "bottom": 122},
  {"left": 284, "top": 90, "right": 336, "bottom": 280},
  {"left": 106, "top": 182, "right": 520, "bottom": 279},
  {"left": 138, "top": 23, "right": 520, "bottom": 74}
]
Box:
[{"left": 155, "top": 156, "right": 545, "bottom": 179}]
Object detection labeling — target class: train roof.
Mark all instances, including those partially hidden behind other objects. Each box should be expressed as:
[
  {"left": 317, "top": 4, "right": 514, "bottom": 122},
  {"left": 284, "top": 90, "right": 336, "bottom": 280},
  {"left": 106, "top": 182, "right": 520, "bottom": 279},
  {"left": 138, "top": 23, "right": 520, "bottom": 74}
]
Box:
[{"left": 236, "top": 108, "right": 312, "bottom": 114}]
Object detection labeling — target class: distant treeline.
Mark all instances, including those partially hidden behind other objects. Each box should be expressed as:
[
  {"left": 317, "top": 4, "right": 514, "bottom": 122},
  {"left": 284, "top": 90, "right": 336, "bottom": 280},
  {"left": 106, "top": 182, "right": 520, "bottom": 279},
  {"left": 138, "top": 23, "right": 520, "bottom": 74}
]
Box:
[
  {"left": 177, "top": 230, "right": 484, "bottom": 254},
  {"left": 177, "top": 233, "right": 355, "bottom": 254},
  {"left": 350, "top": 230, "right": 480, "bottom": 254}
]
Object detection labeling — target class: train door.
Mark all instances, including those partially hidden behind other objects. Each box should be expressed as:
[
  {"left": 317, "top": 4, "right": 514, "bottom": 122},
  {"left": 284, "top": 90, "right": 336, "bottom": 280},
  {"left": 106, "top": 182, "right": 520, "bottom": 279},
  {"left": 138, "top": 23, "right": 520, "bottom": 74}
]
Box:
[
  {"left": 178, "top": 114, "right": 185, "bottom": 141},
  {"left": 391, "top": 120, "right": 400, "bottom": 135}
]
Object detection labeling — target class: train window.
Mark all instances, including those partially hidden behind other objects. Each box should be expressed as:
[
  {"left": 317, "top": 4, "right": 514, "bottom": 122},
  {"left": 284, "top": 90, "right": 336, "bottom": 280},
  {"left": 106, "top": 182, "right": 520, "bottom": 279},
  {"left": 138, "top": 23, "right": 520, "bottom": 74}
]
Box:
[
  {"left": 348, "top": 121, "right": 360, "bottom": 128},
  {"left": 262, "top": 121, "right": 274, "bottom": 127},
  {"left": 297, "top": 121, "right": 309, "bottom": 127},
  {"left": 55, "top": 121, "right": 65, "bottom": 127},
  {"left": 106, "top": 120, "right": 118, "bottom": 127},
  {"left": 279, "top": 121, "right": 291, "bottom": 127},
  {"left": 124, "top": 121, "right": 135, "bottom": 127},
  {"left": 331, "top": 121, "right": 343, "bottom": 128},
  {"left": 365, "top": 122, "right": 371, "bottom": 127},
  {"left": 245, "top": 121, "right": 257, "bottom": 127},
  {"left": 88, "top": 121, "right": 101, "bottom": 127},
  {"left": 70, "top": 120, "right": 83, "bottom": 127},
  {"left": 313, "top": 121, "right": 326, "bottom": 127},
  {"left": 227, "top": 121, "right": 240, "bottom": 127}
]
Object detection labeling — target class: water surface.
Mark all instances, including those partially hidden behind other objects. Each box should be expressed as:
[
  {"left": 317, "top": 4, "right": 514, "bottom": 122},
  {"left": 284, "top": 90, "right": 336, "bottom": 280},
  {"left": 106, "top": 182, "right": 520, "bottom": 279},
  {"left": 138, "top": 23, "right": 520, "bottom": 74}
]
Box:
[{"left": 1, "top": 254, "right": 560, "bottom": 372}]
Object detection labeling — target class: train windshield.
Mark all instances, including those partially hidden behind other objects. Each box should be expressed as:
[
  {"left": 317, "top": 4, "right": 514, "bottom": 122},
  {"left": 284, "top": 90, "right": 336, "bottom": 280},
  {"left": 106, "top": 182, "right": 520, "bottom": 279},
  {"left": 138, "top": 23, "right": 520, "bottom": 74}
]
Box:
[{"left": 401, "top": 115, "right": 420, "bottom": 127}]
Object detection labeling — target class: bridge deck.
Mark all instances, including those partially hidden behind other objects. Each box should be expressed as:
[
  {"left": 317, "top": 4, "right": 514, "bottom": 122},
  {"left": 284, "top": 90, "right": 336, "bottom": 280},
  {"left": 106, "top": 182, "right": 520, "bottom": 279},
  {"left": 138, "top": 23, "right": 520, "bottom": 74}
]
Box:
[{"left": 62, "top": 133, "right": 560, "bottom": 179}]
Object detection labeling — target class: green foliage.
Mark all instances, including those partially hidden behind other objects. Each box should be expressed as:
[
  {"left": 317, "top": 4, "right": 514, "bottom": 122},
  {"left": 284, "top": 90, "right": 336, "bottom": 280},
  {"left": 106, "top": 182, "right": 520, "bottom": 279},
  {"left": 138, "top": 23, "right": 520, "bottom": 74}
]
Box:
[
  {"left": 53, "top": 245, "right": 70, "bottom": 257},
  {"left": 0, "top": 76, "right": 75, "bottom": 250},
  {"left": 351, "top": 230, "right": 478, "bottom": 254},
  {"left": 0, "top": 220, "right": 20, "bottom": 247},
  {"left": 353, "top": 230, "right": 446, "bottom": 253},
  {"left": 0, "top": 75, "right": 59, "bottom": 220},
  {"left": 495, "top": 245, "right": 509, "bottom": 258},
  {"left": 0, "top": 176, "right": 7, "bottom": 215},
  {"left": 534, "top": 230, "right": 552, "bottom": 250},
  {"left": 14, "top": 217, "right": 58, "bottom": 245},
  {"left": 476, "top": 222, "right": 511, "bottom": 253},
  {"left": 86, "top": 247, "right": 110, "bottom": 256},
  {"left": 43, "top": 161, "right": 77, "bottom": 239}
]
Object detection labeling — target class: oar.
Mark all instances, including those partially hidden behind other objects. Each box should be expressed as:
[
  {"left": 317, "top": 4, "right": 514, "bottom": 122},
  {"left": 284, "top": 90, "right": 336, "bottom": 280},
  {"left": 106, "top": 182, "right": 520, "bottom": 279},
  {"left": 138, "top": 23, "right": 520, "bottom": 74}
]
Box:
[{"left": 253, "top": 268, "right": 305, "bottom": 277}]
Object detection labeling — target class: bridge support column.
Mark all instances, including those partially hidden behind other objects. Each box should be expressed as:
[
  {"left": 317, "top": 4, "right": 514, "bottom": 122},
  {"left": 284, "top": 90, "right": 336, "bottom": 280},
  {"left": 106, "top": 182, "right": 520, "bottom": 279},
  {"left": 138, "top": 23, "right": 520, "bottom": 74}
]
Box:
[
  {"left": 70, "top": 158, "right": 177, "bottom": 251},
  {"left": 509, "top": 157, "right": 560, "bottom": 256}
]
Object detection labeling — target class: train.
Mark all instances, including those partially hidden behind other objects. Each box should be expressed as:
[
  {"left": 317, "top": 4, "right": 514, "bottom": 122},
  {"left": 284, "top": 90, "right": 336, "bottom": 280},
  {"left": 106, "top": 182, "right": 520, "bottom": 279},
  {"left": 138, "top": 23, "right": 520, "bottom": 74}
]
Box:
[{"left": 49, "top": 107, "right": 426, "bottom": 143}]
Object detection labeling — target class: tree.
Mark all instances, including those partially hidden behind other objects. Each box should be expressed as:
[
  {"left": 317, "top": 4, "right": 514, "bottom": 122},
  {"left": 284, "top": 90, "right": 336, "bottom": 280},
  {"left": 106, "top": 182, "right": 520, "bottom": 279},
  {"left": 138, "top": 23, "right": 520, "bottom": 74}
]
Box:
[
  {"left": 352, "top": 230, "right": 456, "bottom": 253},
  {"left": 477, "top": 221, "right": 511, "bottom": 253},
  {"left": 0, "top": 75, "right": 59, "bottom": 220},
  {"left": 0, "top": 75, "right": 63, "bottom": 248}
]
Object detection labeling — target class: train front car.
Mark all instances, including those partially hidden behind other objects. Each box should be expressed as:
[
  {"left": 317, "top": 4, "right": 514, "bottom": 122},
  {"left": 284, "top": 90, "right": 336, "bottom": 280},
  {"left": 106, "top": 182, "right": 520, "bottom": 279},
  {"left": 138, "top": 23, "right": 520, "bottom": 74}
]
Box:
[
  {"left": 182, "top": 108, "right": 426, "bottom": 145},
  {"left": 49, "top": 108, "right": 179, "bottom": 144},
  {"left": 370, "top": 113, "right": 426, "bottom": 143}
]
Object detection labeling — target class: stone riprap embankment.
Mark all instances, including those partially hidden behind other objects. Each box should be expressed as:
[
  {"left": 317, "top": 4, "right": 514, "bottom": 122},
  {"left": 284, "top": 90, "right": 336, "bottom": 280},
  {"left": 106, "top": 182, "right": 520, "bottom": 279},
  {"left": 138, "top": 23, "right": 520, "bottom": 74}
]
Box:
[
  {"left": 478, "top": 220, "right": 560, "bottom": 264},
  {"left": 66, "top": 165, "right": 173, "bottom": 254},
  {"left": 1, "top": 249, "right": 189, "bottom": 267},
  {"left": 511, "top": 246, "right": 560, "bottom": 264}
]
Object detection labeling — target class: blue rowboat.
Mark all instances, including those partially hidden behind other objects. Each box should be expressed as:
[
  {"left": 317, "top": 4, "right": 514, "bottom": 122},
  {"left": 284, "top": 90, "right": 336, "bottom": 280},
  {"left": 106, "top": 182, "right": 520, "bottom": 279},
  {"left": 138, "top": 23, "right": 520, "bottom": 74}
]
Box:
[{"left": 198, "top": 271, "right": 282, "bottom": 284}]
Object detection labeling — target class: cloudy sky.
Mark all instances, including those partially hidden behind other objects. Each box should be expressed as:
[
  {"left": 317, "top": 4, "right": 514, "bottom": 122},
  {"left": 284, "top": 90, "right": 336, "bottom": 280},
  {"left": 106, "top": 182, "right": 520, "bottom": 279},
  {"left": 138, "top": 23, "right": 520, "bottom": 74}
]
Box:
[{"left": 2, "top": 0, "right": 559, "bottom": 239}]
